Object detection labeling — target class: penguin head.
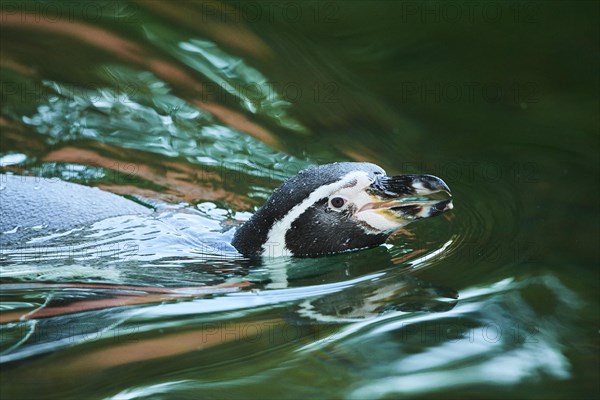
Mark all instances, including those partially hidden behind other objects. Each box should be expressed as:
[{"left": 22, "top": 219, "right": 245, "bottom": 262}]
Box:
[{"left": 232, "top": 162, "right": 452, "bottom": 258}]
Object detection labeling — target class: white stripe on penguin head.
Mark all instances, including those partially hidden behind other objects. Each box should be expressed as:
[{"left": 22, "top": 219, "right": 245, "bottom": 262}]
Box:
[{"left": 263, "top": 171, "right": 371, "bottom": 258}]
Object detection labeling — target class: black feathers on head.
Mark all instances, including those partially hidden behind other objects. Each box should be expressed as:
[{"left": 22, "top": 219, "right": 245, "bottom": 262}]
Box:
[{"left": 232, "top": 162, "right": 385, "bottom": 257}]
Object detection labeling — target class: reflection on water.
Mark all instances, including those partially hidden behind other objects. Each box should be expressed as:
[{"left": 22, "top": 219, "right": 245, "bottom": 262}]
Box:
[
  {"left": 2, "top": 271, "right": 580, "bottom": 399},
  {"left": 1, "top": 1, "right": 598, "bottom": 399},
  {"left": 347, "top": 275, "right": 577, "bottom": 398},
  {"left": 23, "top": 66, "right": 309, "bottom": 181}
]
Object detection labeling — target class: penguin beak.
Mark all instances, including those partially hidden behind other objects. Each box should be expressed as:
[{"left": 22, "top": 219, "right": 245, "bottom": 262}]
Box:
[{"left": 359, "top": 174, "right": 453, "bottom": 227}]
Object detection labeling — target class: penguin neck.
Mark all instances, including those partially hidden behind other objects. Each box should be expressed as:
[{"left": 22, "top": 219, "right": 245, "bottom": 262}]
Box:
[{"left": 231, "top": 205, "right": 279, "bottom": 257}]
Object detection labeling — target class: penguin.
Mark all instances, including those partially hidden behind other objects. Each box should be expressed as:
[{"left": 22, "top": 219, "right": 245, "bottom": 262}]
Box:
[
  {"left": 232, "top": 162, "right": 452, "bottom": 257},
  {"left": 0, "top": 162, "right": 452, "bottom": 257}
]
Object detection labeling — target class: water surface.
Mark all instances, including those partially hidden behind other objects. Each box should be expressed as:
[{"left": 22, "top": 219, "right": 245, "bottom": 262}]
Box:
[{"left": 1, "top": 1, "right": 598, "bottom": 399}]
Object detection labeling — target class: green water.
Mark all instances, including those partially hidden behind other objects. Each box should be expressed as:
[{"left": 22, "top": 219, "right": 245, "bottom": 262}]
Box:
[{"left": 1, "top": 1, "right": 598, "bottom": 399}]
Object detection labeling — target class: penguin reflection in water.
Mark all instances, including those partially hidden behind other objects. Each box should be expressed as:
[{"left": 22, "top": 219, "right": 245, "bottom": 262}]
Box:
[{"left": 0, "top": 162, "right": 456, "bottom": 322}]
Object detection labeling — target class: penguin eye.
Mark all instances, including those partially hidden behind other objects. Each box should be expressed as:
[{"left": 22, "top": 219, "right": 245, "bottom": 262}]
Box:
[{"left": 330, "top": 197, "right": 346, "bottom": 209}]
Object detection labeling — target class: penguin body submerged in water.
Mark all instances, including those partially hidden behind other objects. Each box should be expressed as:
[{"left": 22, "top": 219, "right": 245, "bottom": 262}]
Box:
[{"left": 0, "top": 162, "right": 452, "bottom": 257}]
